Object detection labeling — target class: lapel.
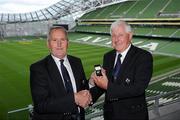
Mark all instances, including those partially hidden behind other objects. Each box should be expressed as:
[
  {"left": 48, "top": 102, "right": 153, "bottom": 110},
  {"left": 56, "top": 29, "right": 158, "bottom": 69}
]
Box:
[
  {"left": 67, "top": 55, "right": 81, "bottom": 92},
  {"left": 110, "top": 50, "right": 117, "bottom": 70},
  {"left": 46, "top": 55, "right": 67, "bottom": 94},
  {"left": 118, "top": 45, "right": 136, "bottom": 79},
  {"left": 108, "top": 50, "right": 116, "bottom": 79}
]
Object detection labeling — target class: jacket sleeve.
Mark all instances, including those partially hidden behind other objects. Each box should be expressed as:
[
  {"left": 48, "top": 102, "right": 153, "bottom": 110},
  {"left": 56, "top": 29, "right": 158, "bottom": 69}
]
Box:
[
  {"left": 30, "top": 64, "right": 77, "bottom": 114},
  {"left": 106, "top": 52, "right": 153, "bottom": 100},
  {"left": 79, "top": 59, "right": 89, "bottom": 90},
  {"left": 90, "top": 85, "right": 105, "bottom": 103}
]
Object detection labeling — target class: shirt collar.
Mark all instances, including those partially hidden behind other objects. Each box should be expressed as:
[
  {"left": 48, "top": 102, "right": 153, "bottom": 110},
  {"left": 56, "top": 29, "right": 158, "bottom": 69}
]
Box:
[
  {"left": 116, "top": 44, "right": 131, "bottom": 59},
  {"left": 51, "top": 54, "right": 68, "bottom": 64}
]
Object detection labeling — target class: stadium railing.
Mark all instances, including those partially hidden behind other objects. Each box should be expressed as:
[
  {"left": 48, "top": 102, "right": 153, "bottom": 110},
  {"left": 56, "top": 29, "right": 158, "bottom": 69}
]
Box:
[{"left": 85, "top": 89, "right": 180, "bottom": 120}]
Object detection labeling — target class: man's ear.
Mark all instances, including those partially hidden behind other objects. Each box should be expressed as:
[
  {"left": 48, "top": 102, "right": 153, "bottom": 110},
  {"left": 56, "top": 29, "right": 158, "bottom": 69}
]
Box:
[
  {"left": 67, "top": 39, "right": 69, "bottom": 48},
  {"left": 128, "top": 32, "right": 133, "bottom": 41}
]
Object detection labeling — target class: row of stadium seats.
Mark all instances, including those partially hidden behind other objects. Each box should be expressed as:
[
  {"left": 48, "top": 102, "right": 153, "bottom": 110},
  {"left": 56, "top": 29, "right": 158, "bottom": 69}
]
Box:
[
  {"left": 80, "top": 0, "right": 179, "bottom": 19},
  {"left": 75, "top": 25, "right": 180, "bottom": 38}
]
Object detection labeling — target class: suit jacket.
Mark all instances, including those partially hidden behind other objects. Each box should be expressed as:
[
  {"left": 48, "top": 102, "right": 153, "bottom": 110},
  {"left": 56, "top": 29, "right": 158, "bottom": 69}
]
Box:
[
  {"left": 30, "top": 55, "right": 88, "bottom": 120},
  {"left": 90, "top": 45, "right": 153, "bottom": 120}
]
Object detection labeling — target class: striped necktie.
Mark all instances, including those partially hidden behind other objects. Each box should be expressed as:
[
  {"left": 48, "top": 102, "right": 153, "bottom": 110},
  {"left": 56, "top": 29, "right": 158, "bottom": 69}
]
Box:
[
  {"left": 60, "top": 59, "right": 73, "bottom": 93},
  {"left": 113, "top": 54, "right": 122, "bottom": 82}
]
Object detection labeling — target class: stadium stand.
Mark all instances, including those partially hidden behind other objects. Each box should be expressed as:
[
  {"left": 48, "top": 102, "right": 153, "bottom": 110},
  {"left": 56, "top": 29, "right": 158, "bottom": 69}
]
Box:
[
  {"left": 76, "top": 0, "right": 180, "bottom": 42},
  {"left": 80, "top": 0, "right": 180, "bottom": 19}
]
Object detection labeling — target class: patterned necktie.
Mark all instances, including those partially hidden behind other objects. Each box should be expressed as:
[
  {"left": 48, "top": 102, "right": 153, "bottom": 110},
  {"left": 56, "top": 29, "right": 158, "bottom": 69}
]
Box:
[
  {"left": 113, "top": 54, "right": 122, "bottom": 82},
  {"left": 60, "top": 59, "right": 73, "bottom": 93}
]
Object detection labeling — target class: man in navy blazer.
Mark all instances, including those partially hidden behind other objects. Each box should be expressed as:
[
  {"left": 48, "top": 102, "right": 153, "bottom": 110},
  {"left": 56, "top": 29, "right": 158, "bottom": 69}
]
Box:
[
  {"left": 90, "top": 20, "right": 153, "bottom": 120},
  {"left": 30, "top": 26, "right": 91, "bottom": 120}
]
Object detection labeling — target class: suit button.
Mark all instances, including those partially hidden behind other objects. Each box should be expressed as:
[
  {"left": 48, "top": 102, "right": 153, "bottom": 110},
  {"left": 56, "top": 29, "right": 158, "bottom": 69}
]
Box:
[{"left": 131, "top": 106, "right": 135, "bottom": 109}]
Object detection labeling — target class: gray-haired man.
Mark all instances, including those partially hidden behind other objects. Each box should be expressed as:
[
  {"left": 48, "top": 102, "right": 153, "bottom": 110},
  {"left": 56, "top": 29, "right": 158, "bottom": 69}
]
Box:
[{"left": 90, "top": 20, "right": 153, "bottom": 120}]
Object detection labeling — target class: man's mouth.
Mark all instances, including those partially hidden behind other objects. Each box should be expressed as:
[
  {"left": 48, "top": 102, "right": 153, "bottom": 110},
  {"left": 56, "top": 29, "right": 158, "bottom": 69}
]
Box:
[{"left": 56, "top": 48, "right": 63, "bottom": 50}]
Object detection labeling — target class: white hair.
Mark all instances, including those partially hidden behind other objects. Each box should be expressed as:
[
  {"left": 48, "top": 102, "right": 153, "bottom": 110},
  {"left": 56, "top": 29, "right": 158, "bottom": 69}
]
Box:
[{"left": 110, "top": 20, "right": 132, "bottom": 35}]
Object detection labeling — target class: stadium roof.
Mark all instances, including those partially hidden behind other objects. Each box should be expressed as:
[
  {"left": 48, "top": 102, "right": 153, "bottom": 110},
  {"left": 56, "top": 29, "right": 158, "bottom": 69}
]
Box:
[{"left": 0, "top": 0, "right": 124, "bottom": 24}]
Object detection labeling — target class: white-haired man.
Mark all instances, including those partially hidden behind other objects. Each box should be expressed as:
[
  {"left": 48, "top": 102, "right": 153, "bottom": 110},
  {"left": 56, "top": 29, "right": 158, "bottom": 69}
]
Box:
[{"left": 90, "top": 20, "right": 153, "bottom": 120}]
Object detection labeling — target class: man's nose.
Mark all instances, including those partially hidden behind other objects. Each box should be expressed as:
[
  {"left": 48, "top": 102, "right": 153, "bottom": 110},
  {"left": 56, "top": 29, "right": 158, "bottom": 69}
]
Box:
[
  {"left": 114, "top": 37, "right": 119, "bottom": 42},
  {"left": 57, "top": 40, "right": 61, "bottom": 47},
  {"left": 116, "top": 36, "right": 122, "bottom": 41}
]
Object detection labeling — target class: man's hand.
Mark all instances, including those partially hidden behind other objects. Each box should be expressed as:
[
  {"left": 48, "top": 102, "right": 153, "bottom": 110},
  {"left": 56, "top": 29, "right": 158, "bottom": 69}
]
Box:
[
  {"left": 74, "top": 90, "right": 92, "bottom": 108},
  {"left": 92, "top": 69, "right": 108, "bottom": 90}
]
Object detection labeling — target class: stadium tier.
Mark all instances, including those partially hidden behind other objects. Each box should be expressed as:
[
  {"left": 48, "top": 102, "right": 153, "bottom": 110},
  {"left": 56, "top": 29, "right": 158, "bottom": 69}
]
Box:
[
  {"left": 75, "top": 25, "right": 180, "bottom": 38},
  {"left": 80, "top": 0, "right": 180, "bottom": 19},
  {"left": 75, "top": 0, "right": 180, "bottom": 43}
]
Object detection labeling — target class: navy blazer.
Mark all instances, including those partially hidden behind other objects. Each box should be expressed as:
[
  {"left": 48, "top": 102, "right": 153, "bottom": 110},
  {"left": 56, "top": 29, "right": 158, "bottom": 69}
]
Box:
[
  {"left": 90, "top": 45, "right": 153, "bottom": 120},
  {"left": 30, "top": 55, "right": 88, "bottom": 120}
]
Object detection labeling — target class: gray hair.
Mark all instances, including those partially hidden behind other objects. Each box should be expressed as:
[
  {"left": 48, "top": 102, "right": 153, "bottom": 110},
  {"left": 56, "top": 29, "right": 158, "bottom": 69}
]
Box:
[
  {"left": 110, "top": 20, "right": 132, "bottom": 35},
  {"left": 47, "top": 26, "right": 68, "bottom": 41}
]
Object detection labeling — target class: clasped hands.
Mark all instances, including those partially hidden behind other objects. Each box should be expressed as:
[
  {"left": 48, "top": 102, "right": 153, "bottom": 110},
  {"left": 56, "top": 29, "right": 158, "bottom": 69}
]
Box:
[
  {"left": 74, "top": 90, "right": 92, "bottom": 108},
  {"left": 74, "top": 69, "right": 108, "bottom": 108}
]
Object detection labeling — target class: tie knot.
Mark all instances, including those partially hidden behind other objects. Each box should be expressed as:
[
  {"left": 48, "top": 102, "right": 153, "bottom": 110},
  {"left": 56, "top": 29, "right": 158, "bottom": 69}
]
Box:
[
  {"left": 60, "top": 59, "right": 64, "bottom": 64},
  {"left": 118, "top": 54, "right": 122, "bottom": 58}
]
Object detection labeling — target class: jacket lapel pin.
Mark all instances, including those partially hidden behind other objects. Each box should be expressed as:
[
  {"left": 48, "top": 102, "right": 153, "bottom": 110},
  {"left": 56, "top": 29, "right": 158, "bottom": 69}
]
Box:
[{"left": 125, "top": 78, "right": 130, "bottom": 84}]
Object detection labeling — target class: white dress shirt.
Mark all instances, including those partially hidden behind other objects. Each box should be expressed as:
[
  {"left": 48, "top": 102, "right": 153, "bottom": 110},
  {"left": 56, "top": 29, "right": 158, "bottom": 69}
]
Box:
[
  {"left": 51, "top": 55, "right": 77, "bottom": 93},
  {"left": 114, "top": 44, "right": 131, "bottom": 67}
]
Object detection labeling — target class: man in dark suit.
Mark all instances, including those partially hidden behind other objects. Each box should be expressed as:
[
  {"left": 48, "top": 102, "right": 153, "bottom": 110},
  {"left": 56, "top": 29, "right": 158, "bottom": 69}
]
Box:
[
  {"left": 30, "top": 26, "right": 91, "bottom": 120},
  {"left": 90, "top": 20, "right": 153, "bottom": 120}
]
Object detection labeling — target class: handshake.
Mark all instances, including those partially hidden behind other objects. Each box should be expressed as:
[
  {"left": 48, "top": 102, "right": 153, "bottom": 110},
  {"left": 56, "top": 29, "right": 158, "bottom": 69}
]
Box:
[
  {"left": 74, "top": 90, "right": 92, "bottom": 108},
  {"left": 74, "top": 68, "right": 108, "bottom": 108}
]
